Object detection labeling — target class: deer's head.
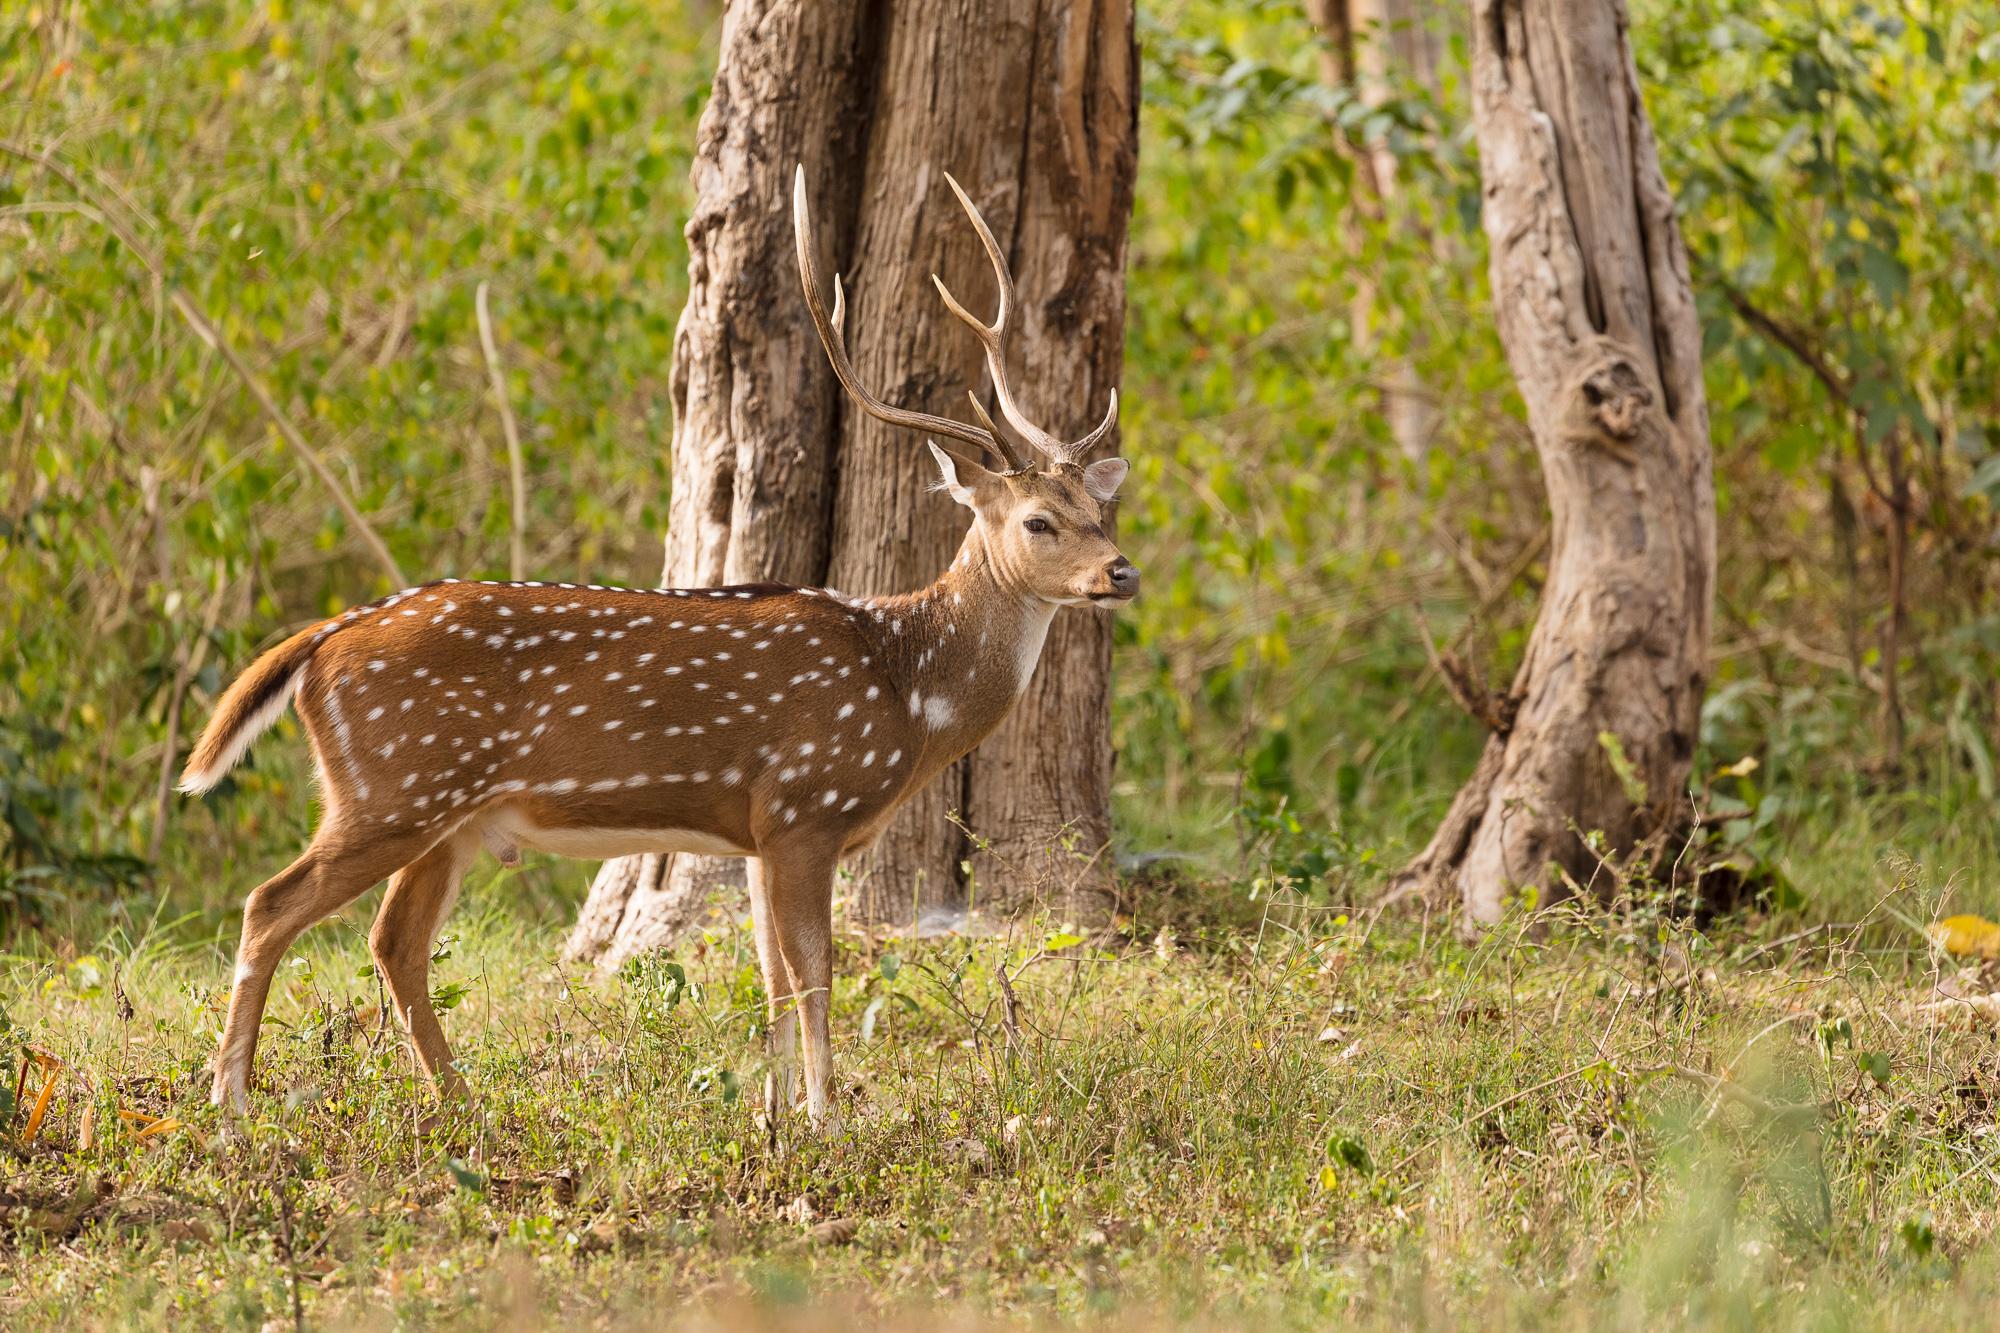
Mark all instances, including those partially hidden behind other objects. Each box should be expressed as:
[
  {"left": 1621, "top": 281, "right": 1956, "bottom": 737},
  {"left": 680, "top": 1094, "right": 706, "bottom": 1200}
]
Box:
[{"left": 794, "top": 167, "right": 1139, "bottom": 610}]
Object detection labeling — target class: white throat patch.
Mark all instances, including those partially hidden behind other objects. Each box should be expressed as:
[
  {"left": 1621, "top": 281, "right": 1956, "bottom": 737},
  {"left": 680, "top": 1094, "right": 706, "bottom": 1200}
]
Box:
[{"left": 1014, "top": 603, "right": 1057, "bottom": 693}]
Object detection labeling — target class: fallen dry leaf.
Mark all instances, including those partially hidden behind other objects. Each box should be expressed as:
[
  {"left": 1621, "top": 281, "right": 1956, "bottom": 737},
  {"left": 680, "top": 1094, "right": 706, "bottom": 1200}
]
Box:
[
  {"left": 18, "top": 1050, "right": 64, "bottom": 1146},
  {"left": 1928, "top": 914, "right": 2000, "bottom": 960},
  {"left": 939, "top": 1136, "right": 993, "bottom": 1173},
  {"left": 160, "top": 1218, "right": 212, "bottom": 1244},
  {"left": 807, "top": 1217, "right": 859, "bottom": 1246},
  {"left": 120, "top": 1108, "right": 184, "bottom": 1144}
]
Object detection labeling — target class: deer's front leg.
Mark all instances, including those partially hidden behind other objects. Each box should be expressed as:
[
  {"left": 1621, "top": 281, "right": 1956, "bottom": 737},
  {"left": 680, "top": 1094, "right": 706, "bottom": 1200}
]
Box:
[
  {"left": 757, "top": 841, "right": 839, "bottom": 1132},
  {"left": 746, "top": 857, "right": 799, "bottom": 1117}
]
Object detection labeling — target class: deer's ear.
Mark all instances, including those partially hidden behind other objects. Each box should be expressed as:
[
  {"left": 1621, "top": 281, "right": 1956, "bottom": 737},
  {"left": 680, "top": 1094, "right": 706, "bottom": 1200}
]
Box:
[
  {"left": 1082, "top": 457, "right": 1130, "bottom": 503},
  {"left": 927, "top": 441, "right": 1000, "bottom": 509}
]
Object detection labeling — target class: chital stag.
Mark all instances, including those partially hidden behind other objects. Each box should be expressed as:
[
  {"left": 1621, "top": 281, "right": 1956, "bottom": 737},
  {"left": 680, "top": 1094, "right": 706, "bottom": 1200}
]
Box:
[{"left": 182, "top": 166, "right": 1137, "bottom": 1129}]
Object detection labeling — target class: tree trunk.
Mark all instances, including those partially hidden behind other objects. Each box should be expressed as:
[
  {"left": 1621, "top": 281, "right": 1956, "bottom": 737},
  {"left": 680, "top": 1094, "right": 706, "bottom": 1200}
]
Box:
[
  {"left": 970, "top": 8, "right": 1137, "bottom": 917},
  {"left": 567, "top": 0, "right": 1137, "bottom": 966},
  {"left": 1306, "top": 0, "right": 1446, "bottom": 461},
  {"left": 1391, "top": 0, "right": 1714, "bottom": 923},
  {"left": 566, "top": 0, "right": 875, "bottom": 970},
  {"left": 827, "top": 0, "right": 1137, "bottom": 929}
]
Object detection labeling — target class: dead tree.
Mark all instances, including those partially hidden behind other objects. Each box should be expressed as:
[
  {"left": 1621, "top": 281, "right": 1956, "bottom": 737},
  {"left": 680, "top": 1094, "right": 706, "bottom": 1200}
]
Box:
[{"left": 1392, "top": 0, "right": 1715, "bottom": 921}]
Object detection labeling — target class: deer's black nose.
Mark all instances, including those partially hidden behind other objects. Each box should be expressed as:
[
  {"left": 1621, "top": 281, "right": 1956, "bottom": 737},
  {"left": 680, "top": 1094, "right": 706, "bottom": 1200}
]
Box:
[{"left": 1107, "top": 559, "right": 1140, "bottom": 595}]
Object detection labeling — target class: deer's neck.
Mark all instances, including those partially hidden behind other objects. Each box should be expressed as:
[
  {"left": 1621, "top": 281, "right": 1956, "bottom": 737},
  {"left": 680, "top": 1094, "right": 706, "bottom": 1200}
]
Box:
[{"left": 861, "top": 528, "right": 1055, "bottom": 762}]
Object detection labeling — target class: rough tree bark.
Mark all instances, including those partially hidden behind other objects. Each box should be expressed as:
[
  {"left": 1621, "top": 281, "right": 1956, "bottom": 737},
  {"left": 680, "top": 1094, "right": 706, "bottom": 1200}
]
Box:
[
  {"left": 833, "top": 3, "right": 1137, "bottom": 924},
  {"left": 566, "top": 0, "right": 1136, "bottom": 968},
  {"left": 1390, "top": 0, "right": 1714, "bottom": 923}
]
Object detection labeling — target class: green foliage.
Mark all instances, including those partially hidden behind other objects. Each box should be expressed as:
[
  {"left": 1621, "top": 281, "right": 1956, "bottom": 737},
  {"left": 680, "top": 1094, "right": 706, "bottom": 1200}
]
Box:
[
  {"left": 1119, "top": 0, "right": 2000, "bottom": 904},
  {"left": 1642, "top": 1, "right": 2000, "bottom": 789},
  {"left": 0, "top": 711, "right": 148, "bottom": 917},
  {"left": 1, "top": 1, "right": 705, "bottom": 919}
]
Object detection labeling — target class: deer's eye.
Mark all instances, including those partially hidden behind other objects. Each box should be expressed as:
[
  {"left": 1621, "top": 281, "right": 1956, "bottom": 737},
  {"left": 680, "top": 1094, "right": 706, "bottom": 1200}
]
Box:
[{"left": 1023, "top": 516, "right": 1053, "bottom": 535}]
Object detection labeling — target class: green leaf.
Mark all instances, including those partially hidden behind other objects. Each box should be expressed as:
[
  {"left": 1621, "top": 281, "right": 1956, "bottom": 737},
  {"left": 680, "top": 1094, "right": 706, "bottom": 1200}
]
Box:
[
  {"left": 1859, "top": 245, "right": 1907, "bottom": 302},
  {"left": 430, "top": 981, "right": 472, "bottom": 1013},
  {"left": 444, "top": 1156, "right": 487, "bottom": 1194},
  {"left": 1960, "top": 454, "right": 2000, "bottom": 500},
  {"left": 1597, "top": 731, "right": 1649, "bottom": 807},
  {"left": 1326, "top": 1133, "right": 1372, "bottom": 1175}
]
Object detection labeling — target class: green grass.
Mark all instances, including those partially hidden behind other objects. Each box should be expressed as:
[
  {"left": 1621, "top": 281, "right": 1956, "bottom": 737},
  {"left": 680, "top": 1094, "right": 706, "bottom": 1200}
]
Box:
[{"left": 3, "top": 847, "right": 1999, "bottom": 1330}]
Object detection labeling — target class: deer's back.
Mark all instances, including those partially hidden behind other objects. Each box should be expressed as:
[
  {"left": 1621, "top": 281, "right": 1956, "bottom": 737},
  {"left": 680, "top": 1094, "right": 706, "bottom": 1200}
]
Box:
[{"left": 288, "top": 579, "right": 922, "bottom": 856}]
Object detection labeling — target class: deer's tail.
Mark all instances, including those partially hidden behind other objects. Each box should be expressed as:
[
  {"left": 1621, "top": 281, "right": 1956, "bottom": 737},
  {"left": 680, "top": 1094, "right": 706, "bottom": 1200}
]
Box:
[{"left": 177, "top": 623, "right": 328, "bottom": 795}]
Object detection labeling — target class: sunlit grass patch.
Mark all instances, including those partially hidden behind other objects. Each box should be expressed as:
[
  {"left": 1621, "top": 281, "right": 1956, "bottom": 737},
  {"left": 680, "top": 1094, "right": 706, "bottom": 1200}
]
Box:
[{"left": 0, "top": 865, "right": 1996, "bottom": 1329}]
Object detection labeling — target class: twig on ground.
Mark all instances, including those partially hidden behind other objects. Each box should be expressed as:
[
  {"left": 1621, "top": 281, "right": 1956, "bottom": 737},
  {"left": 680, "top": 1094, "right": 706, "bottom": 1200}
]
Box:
[{"left": 1647, "top": 1063, "right": 1827, "bottom": 1126}]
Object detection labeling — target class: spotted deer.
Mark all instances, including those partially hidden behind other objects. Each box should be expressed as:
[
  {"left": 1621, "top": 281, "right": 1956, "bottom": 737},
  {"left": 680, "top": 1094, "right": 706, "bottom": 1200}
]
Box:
[{"left": 182, "top": 167, "right": 1137, "bottom": 1129}]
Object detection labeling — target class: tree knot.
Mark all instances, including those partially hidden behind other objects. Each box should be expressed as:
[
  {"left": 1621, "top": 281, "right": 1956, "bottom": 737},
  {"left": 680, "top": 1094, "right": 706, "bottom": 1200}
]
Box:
[
  {"left": 1557, "top": 350, "right": 1656, "bottom": 464},
  {"left": 1575, "top": 356, "right": 1652, "bottom": 440}
]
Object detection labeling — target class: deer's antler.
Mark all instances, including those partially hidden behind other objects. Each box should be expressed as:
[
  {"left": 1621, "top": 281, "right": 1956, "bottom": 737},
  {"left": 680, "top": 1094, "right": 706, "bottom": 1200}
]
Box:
[
  {"left": 931, "top": 173, "right": 1119, "bottom": 467},
  {"left": 792, "top": 166, "right": 1030, "bottom": 473}
]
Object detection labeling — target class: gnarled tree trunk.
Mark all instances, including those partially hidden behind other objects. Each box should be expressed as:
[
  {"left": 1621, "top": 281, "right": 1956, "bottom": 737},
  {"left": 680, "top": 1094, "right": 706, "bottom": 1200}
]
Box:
[
  {"left": 567, "top": 0, "right": 1136, "bottom": 968},
  {"left": 1391, "top": 0, "right": 1714, "bottom": 922}
]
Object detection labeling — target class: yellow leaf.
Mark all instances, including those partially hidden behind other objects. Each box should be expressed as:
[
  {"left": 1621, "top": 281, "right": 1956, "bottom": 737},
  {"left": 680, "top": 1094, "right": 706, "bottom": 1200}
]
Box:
[
  {"left": 1927, "top": 914, "right": 2000, "bottom": 959},
  {"left": 1319, "top": 1165, "right": 1339, "bottom": 1192},
  {"left": 18, "top": 1051, "right": 63, "bottom": 1146}
]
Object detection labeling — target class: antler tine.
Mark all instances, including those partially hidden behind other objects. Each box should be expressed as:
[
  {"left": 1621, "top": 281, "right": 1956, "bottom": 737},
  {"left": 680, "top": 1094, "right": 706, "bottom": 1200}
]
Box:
[
  {"left": 935, "top": 175, "right": 1127, "bottom": 470},
  {"left": 1052, "top": 388, "right": 1120, "bottom": 465},
  {"left": 932, "top": 174, "right": 1056, "bottom": 470},
  {"left": 965, "top": 391, "right": 1001, "bottom": 438},
  {"left": 791, "top": 165, "right": 1000, "bottom": 472}
]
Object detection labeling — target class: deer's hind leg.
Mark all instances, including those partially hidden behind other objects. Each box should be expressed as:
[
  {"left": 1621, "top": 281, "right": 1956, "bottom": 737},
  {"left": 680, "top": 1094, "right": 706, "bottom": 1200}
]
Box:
[
  {"left": 369, "top": 826, "right": 482, "bottom": 1097},
  {"left": 211, "top": 821, "right": 432, "bottom": 1111},
  {"left": 746, "top": 858, "right": 800, "bottom": 1117}
]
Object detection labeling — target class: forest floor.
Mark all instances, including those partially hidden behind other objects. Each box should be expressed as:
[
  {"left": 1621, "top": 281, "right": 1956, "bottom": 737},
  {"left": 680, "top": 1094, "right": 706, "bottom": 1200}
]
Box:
[{"left": 2, "top": 858, "right": 1999, "bottom": 1330}]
